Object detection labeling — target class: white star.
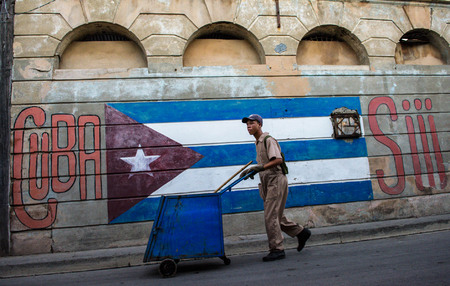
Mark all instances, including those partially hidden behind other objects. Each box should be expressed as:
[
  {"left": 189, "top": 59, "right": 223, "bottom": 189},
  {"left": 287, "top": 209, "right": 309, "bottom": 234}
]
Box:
[{"left": 120, "top": 145, "right": 160, "bottom": 178}]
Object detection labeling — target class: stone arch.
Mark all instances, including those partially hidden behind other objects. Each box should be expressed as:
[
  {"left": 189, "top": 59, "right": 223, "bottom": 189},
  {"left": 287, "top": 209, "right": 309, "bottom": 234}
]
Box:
[
  {"left": 297, "top": 25, "right": 369, "bottom": 66},
  {"left": 183, "top": 22, "right": 265, "bottom": 67},
  {"left": 395, "top": 29, "right": 449, "bottom": 65},
  {"left": 56, "top": 22, "right": 147, "bottom": 69}
]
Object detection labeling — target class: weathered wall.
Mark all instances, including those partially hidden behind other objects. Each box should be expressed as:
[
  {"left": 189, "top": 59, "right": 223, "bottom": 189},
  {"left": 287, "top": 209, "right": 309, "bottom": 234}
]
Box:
[
  {"left": 183, "top": 39, "right": 261, "bottom": 66},
  {"left": 59, "top": 41, "right": 147, "bottom": 69},
  {"left": 297, "top": 41, "right": 360, "bottom": 65},
  {"left": 9, "top": 0, "right": 449, "bottom": 255},
  {"left": 395, "top": 42, "right": 444, "bottom": 65}
]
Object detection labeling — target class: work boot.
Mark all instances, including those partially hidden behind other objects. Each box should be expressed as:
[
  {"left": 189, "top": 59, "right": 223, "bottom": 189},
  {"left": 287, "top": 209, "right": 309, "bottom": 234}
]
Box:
[
  {"left": 296, "top": 228, "right": 311, "bottom": 252},
  {"left": 262, "top": 250, "right": 285, "bottom": 262}
]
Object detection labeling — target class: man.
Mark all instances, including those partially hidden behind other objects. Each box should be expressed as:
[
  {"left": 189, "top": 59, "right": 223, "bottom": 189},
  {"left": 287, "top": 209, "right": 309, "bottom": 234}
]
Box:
[{"left": 240, "top": 114, "right": 311, "bottom": 262}]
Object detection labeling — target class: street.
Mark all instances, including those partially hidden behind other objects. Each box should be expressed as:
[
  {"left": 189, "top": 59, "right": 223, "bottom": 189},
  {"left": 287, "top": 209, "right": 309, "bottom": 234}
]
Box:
[{"left": 1, "top": 230, "right": 449, "bottom": 286}]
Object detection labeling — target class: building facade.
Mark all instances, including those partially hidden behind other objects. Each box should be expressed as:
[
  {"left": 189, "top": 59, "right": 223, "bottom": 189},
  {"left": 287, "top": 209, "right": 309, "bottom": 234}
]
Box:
[{"left": 4, "top": 0, "right": 449, "bottom": 255}]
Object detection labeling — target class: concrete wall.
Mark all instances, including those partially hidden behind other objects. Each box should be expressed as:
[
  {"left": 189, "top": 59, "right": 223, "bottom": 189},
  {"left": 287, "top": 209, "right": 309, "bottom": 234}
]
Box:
[
  {"left": 297, "top": 41, "right": 360, "bottom": 65},
  {"left": 184, "top": 39, "right": 262, "bottom": 66},
  {"left": 395, "top": 42, "right": 445, "bottom": 65},
  {"left": 9, "top": 0, "right": 449, "bottom": 255}
]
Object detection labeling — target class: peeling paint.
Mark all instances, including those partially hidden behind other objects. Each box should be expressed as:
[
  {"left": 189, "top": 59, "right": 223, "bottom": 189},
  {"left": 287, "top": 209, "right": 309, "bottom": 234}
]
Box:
[
  {"left": 265, "top": 76, "right": 311, "bottom": 97},
  {"left": 17, "top": 59, "right": 52, "bottom": 79},
  {"left": 275, "top": 43, "right": 287, "bottom": 54}
]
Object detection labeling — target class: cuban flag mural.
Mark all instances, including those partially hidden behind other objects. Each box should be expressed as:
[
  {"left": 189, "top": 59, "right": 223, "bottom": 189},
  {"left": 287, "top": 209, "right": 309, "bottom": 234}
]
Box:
[{"left": 105, "top": 97, "right": 373, "bottom": 224}]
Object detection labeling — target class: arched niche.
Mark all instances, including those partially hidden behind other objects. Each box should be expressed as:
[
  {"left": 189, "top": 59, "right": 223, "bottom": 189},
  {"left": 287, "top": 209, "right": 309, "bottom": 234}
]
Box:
[
  {"left": 183, "top": 22, "right": 265, "bottom": 67},
  {"left": 395, "top": 29, "right": 449, "bottom": 65},
  {"left": 57, "top": 22, "right": 147, "bottom": 69},
  {"left": 297, "top": 25, "right": 369, "bottom": 66}
]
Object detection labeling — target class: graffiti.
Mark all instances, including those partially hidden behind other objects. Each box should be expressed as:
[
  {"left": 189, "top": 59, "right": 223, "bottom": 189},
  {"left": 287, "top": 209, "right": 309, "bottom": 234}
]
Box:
[
  {"left": 368, "top": 97, "right": 405, "bottom": 195},
  {"left": 12, "top": 107, "right": 101, "bottom": 229},
  {"left": 368, "top": 97, "right": 447, "bottom": 195},
  {"left": 403, "top": 98, "right": 447, "bottom": 190}
]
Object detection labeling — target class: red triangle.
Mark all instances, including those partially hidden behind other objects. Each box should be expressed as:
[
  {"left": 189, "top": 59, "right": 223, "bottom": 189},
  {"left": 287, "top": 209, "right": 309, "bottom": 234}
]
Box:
[{"left": 105, "top": 105, "right": 203, "bottom": 222}]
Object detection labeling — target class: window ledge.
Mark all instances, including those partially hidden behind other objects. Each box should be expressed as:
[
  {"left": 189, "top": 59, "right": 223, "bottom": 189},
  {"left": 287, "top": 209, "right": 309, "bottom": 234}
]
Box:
[{"left": 294, "top": 65, "right": 370, "bottom": 71}]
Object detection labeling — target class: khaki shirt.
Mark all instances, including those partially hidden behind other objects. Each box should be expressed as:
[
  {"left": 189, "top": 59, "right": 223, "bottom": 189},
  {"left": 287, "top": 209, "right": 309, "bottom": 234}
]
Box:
[{"left": 255, "top": 132, "right": 283, "bottom": 175}]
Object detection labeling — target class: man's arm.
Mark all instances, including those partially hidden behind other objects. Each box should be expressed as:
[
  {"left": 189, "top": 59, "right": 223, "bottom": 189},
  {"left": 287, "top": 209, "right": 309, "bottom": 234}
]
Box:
[
  {"left": 264, "top": 137, "right": 283, "bottom": 170},
  {"left": 263, "top": 157, "right": 282, "bottom": 170}
]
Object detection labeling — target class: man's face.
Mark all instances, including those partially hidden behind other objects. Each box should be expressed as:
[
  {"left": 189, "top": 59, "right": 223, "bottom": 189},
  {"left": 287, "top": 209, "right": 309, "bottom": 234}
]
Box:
[{"left": 246, "top": 120, "right": 261, "bottom": 136}]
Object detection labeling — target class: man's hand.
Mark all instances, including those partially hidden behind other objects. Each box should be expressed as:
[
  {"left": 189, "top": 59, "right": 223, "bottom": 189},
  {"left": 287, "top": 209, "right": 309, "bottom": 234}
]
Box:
[{"left": 239, "top": 164, "right": 265, "bottom": 179}]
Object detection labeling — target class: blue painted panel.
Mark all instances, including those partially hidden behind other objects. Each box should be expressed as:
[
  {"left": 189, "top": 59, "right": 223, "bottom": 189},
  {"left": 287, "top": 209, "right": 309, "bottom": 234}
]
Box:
[
  {"left": 144, "top": 193, "right": 224, "bottom": 261},
  {"left": 108, "top": 97, "right": 362, "bottom": 123},
  {"left": 111, "top": 180, "right": 373, "bottom": 223},
  {"left": 191, "top": 138, "right": 368, "bottom": 168}
]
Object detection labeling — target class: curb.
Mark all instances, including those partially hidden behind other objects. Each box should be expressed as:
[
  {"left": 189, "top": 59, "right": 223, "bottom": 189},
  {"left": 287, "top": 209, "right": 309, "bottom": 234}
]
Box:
[
  {"left": 224, "top": 214, "right": 450, "bottom": 255},
  {"left": 1, "top": 214, "right": 449, "bottom": 278}
]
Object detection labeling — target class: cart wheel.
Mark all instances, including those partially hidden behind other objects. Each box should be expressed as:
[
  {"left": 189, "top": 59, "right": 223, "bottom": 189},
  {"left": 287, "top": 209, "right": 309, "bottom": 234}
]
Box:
[
  {"left": 220, "top": 256, "right": 231, "bottom": 265},
  {"left": 159, "top": 259, "right": 177, "bottom": 278}
]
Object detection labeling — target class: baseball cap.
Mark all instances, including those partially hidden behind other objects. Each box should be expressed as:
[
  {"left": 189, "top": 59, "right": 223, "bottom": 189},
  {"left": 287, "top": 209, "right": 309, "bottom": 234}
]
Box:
[{"left": 242, "top": 114, "right": 263, "bottom": 126}]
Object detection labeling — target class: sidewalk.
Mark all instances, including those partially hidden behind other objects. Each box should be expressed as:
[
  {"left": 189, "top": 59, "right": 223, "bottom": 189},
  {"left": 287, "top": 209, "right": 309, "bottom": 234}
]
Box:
[{"left": 1, "top": 214, "right": 449, "bottom": 278}]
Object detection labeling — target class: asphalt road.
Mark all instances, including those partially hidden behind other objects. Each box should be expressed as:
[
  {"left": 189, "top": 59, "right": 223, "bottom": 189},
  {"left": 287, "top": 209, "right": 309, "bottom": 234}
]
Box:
[{"left": 1, "top": 230, "right": 449, "bottom": 286}]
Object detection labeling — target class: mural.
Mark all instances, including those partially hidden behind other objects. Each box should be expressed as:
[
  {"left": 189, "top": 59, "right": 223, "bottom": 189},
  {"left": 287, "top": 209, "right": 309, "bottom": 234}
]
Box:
[
  {"left": 368, "top": 97, "right": 447, "bottom": 195},
  {"left": 106, "top": 97, "right": 373, "bottom": 223},
  {"left": 12, "top": 97, "right": 377, "bottom": 228},
  {"left": 10, "top": 96, "right": 448, "bottom": 229}
]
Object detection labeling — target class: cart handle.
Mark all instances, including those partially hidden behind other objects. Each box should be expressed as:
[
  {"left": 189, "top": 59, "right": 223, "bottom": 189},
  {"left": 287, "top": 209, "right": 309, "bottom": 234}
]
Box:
[
  {"left": 217, "top": 170, "right": 257, "bottom": 194},
  {"left": 214, "top": 161, "right": 253, "bottom": 193}
]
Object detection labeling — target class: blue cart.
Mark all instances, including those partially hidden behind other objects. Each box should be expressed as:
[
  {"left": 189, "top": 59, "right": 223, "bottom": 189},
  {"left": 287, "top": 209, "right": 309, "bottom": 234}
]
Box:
[{"left": 143, "top": 169, "right": 254, "bottom": 277}]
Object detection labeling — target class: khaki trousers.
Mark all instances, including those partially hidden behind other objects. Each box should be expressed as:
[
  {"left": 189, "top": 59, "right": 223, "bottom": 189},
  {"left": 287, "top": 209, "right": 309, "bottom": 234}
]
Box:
[{"left": 259, "top": 172, "right": 303, "bottom": 251}]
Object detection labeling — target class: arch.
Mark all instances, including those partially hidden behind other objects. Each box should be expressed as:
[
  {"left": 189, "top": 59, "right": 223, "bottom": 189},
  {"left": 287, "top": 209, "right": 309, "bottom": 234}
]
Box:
[
  {"left": 183, "top": 22, "right": 265, "bottom": 67},
  {"left": 56, "top": 22, "right": 147, "bottom": 69},
  {"left": 395, "top": 29, "right": 449, "bottom": 65},
  {"left": 297, "top": 25, "right": 369, "bottom": 66}
]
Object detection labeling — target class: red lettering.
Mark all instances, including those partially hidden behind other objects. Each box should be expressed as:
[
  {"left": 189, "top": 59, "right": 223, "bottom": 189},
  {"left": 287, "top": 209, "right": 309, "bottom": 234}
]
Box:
[
  {"left": 428, "top": 115, "right": 448, "bottom": 189},
  {"left": 29, "top": 132, "right": 50, "bottom": 200},
  {"left": 368, "top": 97, "right": 405, "bottom": 195},
  {"left": 12, "top": 107, "right": 57, "bottom": 229},
  {"left": 51, "top": 114, "right": 77, "bottom": 193},
  {"left": 78, "top": 115, "right": 102, "bottom": 200},
  {"left": 13, "top": 108, "right": 103, "bottom": 229},
  {"left": 405, "top": 116, "right": 425, "bottom": 191},
  {"left": 417, "top": 115, "right": 436, "bottom": 187}
]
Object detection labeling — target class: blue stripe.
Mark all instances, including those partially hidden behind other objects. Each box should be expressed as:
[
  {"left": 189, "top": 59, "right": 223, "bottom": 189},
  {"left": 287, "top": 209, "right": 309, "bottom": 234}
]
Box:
[
  {"left": 108, "top": 97, "right": 361, "bottom": 123},
  {"left": 109, "top": 180, "right": 373, "bottom": 223},
  {"left": 191, "top": 138, "right": 367, "bottom": 168},
  {"left": 222, "top": 180, "right": 373, "bottom": 214}
]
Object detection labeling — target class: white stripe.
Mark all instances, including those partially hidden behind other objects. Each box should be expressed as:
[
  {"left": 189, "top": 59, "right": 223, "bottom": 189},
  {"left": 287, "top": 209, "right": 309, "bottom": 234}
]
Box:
[
  {"left": 150, "top": 157, "right": 370, "bottom": 196},
  {"left": 145, "top": 117, "right": 336, "bottom": 146}
]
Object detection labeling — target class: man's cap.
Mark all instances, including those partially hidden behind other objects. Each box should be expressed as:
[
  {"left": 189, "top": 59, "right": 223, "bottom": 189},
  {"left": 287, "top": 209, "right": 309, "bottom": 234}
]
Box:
[{"left": 242, "top": 114, "right": 263, "bottom": 125}]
